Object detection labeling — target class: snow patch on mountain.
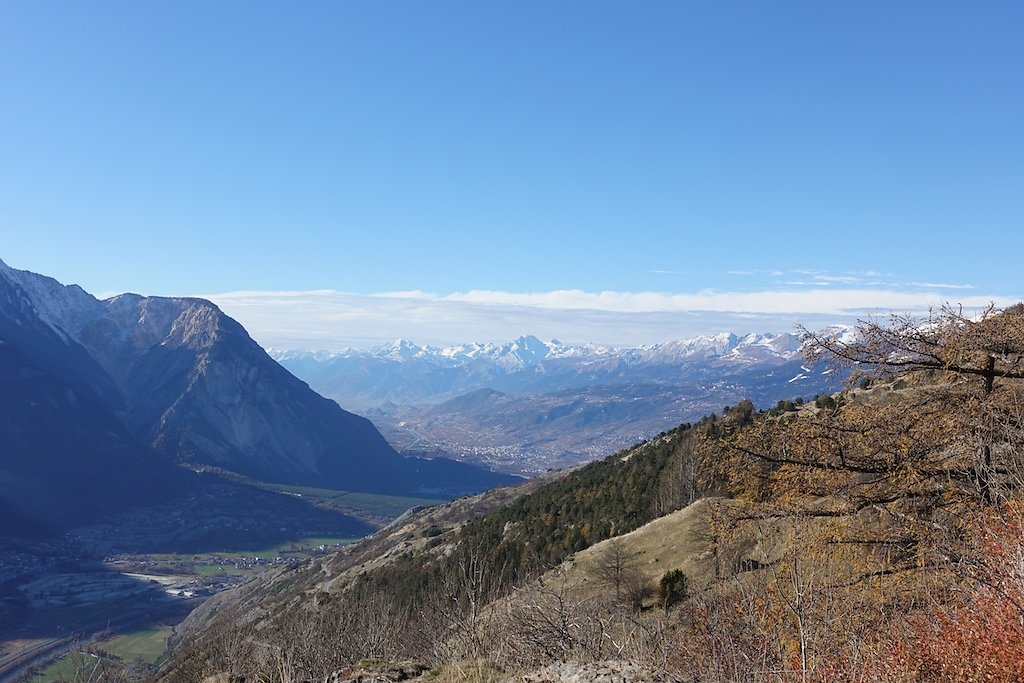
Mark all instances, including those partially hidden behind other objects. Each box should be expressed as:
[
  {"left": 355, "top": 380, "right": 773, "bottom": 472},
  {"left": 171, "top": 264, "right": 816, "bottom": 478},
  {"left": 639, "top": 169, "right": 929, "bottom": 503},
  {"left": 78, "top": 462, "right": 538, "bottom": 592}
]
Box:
[
  {"left": 269, "top": 329, "right": 824, "bottom": 371},
  {"left": 0, "top": 258, "right": 104, "bottom": 343}
]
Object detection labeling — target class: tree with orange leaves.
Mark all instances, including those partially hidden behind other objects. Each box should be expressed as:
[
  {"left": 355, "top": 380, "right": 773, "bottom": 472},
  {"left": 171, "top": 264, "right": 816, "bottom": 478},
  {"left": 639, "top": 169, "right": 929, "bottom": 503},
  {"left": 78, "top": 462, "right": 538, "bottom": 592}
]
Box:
[{"left": 694, "top": 304, "right": 1024, "bottom": 680}]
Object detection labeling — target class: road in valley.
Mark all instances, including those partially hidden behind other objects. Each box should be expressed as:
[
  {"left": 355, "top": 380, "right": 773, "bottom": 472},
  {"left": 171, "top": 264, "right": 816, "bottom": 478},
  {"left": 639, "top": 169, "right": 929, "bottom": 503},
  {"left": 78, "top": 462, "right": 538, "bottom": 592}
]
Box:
[{"left": 0, "top": 590, "right": 203, "bottom": 683}]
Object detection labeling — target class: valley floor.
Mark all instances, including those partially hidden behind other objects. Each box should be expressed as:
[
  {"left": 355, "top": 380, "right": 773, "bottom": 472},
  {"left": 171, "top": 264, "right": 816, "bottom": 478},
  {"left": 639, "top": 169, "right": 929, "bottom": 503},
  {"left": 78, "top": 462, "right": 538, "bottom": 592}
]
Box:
[{"left": 0, "top": 486, "right": 444, "bottom": 682}]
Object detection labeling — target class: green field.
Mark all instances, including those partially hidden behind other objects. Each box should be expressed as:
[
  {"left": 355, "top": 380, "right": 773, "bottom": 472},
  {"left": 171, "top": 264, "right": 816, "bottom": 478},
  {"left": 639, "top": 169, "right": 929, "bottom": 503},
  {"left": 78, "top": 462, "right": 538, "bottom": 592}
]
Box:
[
  {"left": 27, "top": 627, "right": 171, "bottom": 682},
  {"left": 28, "top": 651, "right": 110, "bottom": 682},
  {"left": 143, "top": 534, "right": 361, "bottom": 564},
  {"left": 193, "top": 563, "right": 246, "bottom": 576},
  {"left": 95, "top": 626, "right": 172, "bottom": 664},
  {"left": 196, "top": 535, "right": 360, "bottom": 560},
  {"left": 256, "top": 483, "right": 444, "bottom": 518}
]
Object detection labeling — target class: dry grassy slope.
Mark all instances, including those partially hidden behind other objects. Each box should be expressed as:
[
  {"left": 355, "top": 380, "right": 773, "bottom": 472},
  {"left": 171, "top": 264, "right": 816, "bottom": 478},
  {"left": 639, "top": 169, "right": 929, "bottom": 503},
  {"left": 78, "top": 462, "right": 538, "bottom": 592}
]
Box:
[
  {"left": 529, "top": 377, "right": 924, "bottom": 605},
  {"left": 525, "top": 496, "right": 788, "bottom": 595},
  {"left": 554, "top": 497, "right": 723, "bottom": 596}
]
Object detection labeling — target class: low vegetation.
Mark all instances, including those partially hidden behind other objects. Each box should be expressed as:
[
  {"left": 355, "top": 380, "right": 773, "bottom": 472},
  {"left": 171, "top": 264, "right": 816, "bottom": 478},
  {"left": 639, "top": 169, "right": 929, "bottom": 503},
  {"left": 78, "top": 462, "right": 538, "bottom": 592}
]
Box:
[{"left": 157, "top": 304, "right": 1024, "bottom": 682}]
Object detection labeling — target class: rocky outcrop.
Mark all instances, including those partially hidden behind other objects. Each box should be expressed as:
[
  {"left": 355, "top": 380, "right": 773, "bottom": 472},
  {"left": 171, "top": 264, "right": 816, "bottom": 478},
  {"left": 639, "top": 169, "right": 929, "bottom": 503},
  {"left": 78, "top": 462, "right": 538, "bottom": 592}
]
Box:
[
  {"left": 307, "top": 660, "right": 683, "bottom": 683},
  {"left": 323, "top": 660, "right": 430, "bottom": 683},
  {"left": 515, "top": 661, "right": 683, "bottom": 683}
]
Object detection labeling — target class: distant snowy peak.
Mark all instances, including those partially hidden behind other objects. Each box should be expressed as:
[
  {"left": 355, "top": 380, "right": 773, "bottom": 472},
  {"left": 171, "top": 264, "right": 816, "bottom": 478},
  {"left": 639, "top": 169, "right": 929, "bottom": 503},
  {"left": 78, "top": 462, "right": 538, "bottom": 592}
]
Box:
[
  {"left": 625, "top": 331, "right": 803, "bottom": 367},
  {"left": 272, "top": 330, "right": 821, "bottom": 371},
  {"left": 639, "top": 332, "right": 739, "bottom": 360},
  {"left": 814, "top": 324, "right": 859, "bottom": 347},
  {"left": 268, "top": 348, "right": 344, "bottom": 363},
  {"left": 492, "top": 334, "right": 550, "bottom": 370},
  {"left": 380, "top": 338, "right": 429, "bottom": 361},
  {"left": 723, "top": 331, "right": 804, "bottom": 362}
]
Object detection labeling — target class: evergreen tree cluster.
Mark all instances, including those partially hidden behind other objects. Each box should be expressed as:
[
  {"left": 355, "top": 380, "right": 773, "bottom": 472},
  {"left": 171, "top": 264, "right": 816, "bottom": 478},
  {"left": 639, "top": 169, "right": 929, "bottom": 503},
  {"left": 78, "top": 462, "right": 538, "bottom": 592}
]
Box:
[{"left": 354, "top": 420, "right": 705, "bottom": 607}]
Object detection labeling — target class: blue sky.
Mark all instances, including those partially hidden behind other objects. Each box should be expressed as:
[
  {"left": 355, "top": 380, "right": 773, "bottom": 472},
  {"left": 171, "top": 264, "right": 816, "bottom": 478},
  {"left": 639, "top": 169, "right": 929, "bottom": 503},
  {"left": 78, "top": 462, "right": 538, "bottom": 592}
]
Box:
[{"left": 1, "top": 2, "right": 1021, "bottom": 347}]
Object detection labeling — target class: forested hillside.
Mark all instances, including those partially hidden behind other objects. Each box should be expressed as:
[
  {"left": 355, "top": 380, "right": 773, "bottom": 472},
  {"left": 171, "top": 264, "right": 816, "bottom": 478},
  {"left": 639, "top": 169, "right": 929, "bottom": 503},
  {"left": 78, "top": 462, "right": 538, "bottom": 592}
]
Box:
[
  {"left": 161, "top": 417, "right": 708, "bottom": 680},
  {"left": 160, "top": 305, "right": 1024, "bottom": 683}
]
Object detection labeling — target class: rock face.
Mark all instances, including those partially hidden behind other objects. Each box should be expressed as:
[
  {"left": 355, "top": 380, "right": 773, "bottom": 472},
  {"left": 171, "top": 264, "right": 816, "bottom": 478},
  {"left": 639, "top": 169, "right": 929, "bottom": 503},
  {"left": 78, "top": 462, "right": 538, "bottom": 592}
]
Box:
[
  {"left": 0, "top": 258, "right": 516, "bottom": 518},
  {"left": 82, "top": 293, "right": 407, "bottom": 491}
]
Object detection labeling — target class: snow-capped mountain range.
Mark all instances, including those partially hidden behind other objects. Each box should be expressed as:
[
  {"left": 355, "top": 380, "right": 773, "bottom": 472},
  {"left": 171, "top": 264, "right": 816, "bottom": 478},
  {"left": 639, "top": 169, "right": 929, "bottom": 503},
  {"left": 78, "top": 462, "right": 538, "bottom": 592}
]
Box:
[
  {"left": 270, "top": 330, "right": 849, "bottom": 410},
  {"left": 271, "top": 330, "right": 851, "bottom": 475},
  {"left": 274, "top": 331, "right": 807, "bottom": 370}
]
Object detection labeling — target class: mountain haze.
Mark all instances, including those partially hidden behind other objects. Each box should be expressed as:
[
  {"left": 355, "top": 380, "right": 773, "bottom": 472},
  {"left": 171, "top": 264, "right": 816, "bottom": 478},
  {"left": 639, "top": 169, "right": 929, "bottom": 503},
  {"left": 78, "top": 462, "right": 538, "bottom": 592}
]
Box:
[
  {"left": 273, "top": 333, "right": 817, "bottom": 408},
  {"left": 275, "top": 332, "right": 845, "bottom": 473}
]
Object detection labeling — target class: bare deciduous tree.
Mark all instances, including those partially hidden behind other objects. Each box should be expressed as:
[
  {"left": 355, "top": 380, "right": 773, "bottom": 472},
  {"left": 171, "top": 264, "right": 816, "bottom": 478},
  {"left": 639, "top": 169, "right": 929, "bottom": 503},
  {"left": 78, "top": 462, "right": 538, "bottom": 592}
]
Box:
[{"left": 594, "top": 537, "right": 642, "bottom": 604}]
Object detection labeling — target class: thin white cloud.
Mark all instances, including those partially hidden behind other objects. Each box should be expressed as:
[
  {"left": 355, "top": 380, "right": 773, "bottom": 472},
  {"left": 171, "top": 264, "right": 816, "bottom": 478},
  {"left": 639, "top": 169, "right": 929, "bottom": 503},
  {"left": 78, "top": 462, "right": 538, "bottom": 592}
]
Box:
[
  {"left": 811, "top": 275, "right": 862, "bottom": 284},
  {"left": 440, "top": 288, "right": 1011, "bottom": 313},
  {"left": 204, "top": 287, "right": 1019, "bottom": 351},
  {"left": 726, "top": 269, "right": 971, "bottom": 292},
  {"left": 370, "top": 289, "right": 439, "bottom": 299},
  {"left": 727, "top": 269, "right": 867, "bottom": 284},
  {"left": 908, "top": 281, "right": 976, "bottom": 290}
]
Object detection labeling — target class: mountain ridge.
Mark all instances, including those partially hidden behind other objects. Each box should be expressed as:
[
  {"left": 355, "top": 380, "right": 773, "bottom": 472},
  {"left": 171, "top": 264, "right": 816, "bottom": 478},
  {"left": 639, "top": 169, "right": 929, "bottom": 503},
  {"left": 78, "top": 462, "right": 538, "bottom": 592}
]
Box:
[
  {"left": 272, "top": 330, "right": 849, "bottom": 473},
  {"left": 269, "top": 330, "right": 819, "bottom": 374},
  {"left": 0, "top": 259, "right": 516, "bottom": 527}
]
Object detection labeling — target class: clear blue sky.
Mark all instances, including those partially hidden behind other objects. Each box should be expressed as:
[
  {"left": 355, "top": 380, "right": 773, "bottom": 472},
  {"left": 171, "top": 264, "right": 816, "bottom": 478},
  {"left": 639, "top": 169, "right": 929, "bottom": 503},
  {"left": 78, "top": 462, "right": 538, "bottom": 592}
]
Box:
[{"left": 1, "top": 2, "right": 1021, "bottom": 346}]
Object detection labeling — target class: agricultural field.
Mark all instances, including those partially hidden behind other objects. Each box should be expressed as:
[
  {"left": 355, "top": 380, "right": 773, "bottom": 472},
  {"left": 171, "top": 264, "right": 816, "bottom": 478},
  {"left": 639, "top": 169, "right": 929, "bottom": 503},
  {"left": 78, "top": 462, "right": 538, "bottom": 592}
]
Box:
[
  {"left": 26, "top": 625, "right": 173, "bottom": 681},
  {"left": 2, "top": 485, "right": 443, "bottom": 681}
]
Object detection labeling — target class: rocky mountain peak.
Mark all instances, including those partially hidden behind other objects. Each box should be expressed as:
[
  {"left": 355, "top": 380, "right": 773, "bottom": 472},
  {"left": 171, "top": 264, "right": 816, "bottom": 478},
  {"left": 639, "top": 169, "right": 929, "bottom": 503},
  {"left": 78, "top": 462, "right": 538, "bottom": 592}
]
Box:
[{"left": 0, "top": 257, "right": 514, "bottom": 497}]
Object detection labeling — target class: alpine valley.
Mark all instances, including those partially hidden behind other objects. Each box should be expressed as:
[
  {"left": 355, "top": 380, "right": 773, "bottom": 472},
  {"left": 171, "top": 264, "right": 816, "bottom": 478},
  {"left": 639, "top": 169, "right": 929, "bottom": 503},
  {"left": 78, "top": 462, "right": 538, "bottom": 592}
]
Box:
[
  {"left": 0, "top": 258, "right": 843, "bottom": 682},
  {"left": 0, "top": 257, "right": 517, "bottom": 538},
  {"left": 273, "top": 332, "right": 845, "bottom": 474},
  {"left": 5, "top": 258, "right": 1019, "bottom": 683},
  {"left": 0, "top": 258, "right": 516, "bottom": 681}
]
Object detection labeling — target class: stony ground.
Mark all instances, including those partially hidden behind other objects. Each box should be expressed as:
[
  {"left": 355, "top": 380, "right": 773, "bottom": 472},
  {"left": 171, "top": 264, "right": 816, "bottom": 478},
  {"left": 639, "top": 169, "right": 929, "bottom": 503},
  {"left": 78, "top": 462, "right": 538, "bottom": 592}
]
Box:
[
  {"left": 310, "top": 659, "right": 683, "bottom": 683},
  {"left": 515, "top": 661, "right": 683, "bottom": 683}
]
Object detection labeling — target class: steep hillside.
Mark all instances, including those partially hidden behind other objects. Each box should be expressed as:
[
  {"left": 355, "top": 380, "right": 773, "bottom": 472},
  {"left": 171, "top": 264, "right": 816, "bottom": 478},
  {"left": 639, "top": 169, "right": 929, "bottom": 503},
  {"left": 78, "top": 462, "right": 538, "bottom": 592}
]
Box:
[
  {"left": 160, "top": 419, "right": 706, "bottom": 680},
  {"left": 0, "top": 258, "right": 515, "bottom": 497},
  {"left": 0, "top": 339, "right": 192, "bottom": 537},
  {"left": 162, "top": 306, "right": 1024, "bottom": 683}
]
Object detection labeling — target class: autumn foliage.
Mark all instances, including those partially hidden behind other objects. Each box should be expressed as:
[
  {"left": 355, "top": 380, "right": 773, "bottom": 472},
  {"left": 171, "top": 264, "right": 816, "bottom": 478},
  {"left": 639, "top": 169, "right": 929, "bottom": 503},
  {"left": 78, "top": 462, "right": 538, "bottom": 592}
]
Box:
[
  {"left": 691, "top": 305, "right": 1024, "bottom": 682},
  {"left": 877, "top": 506, "right": 1024, "bottom": 683},
  {"left": 162, "top": 306, "right": 1024, "bottom": 683}
]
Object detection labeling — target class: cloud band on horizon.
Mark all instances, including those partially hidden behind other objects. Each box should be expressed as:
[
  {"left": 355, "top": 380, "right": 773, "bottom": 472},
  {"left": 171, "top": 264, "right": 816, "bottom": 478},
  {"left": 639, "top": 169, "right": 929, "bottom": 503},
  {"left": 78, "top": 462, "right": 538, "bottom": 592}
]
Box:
[{"left": 202, "top": 287, "right": 1019, "bottom": 351}]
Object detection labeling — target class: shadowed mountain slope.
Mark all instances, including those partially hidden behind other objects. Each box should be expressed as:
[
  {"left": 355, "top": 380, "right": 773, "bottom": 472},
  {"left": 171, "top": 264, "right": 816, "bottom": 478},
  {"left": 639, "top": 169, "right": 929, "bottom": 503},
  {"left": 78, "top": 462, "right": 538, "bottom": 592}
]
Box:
[{"left": 0, "top": 258, "right": 515, "bottom": 532}]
